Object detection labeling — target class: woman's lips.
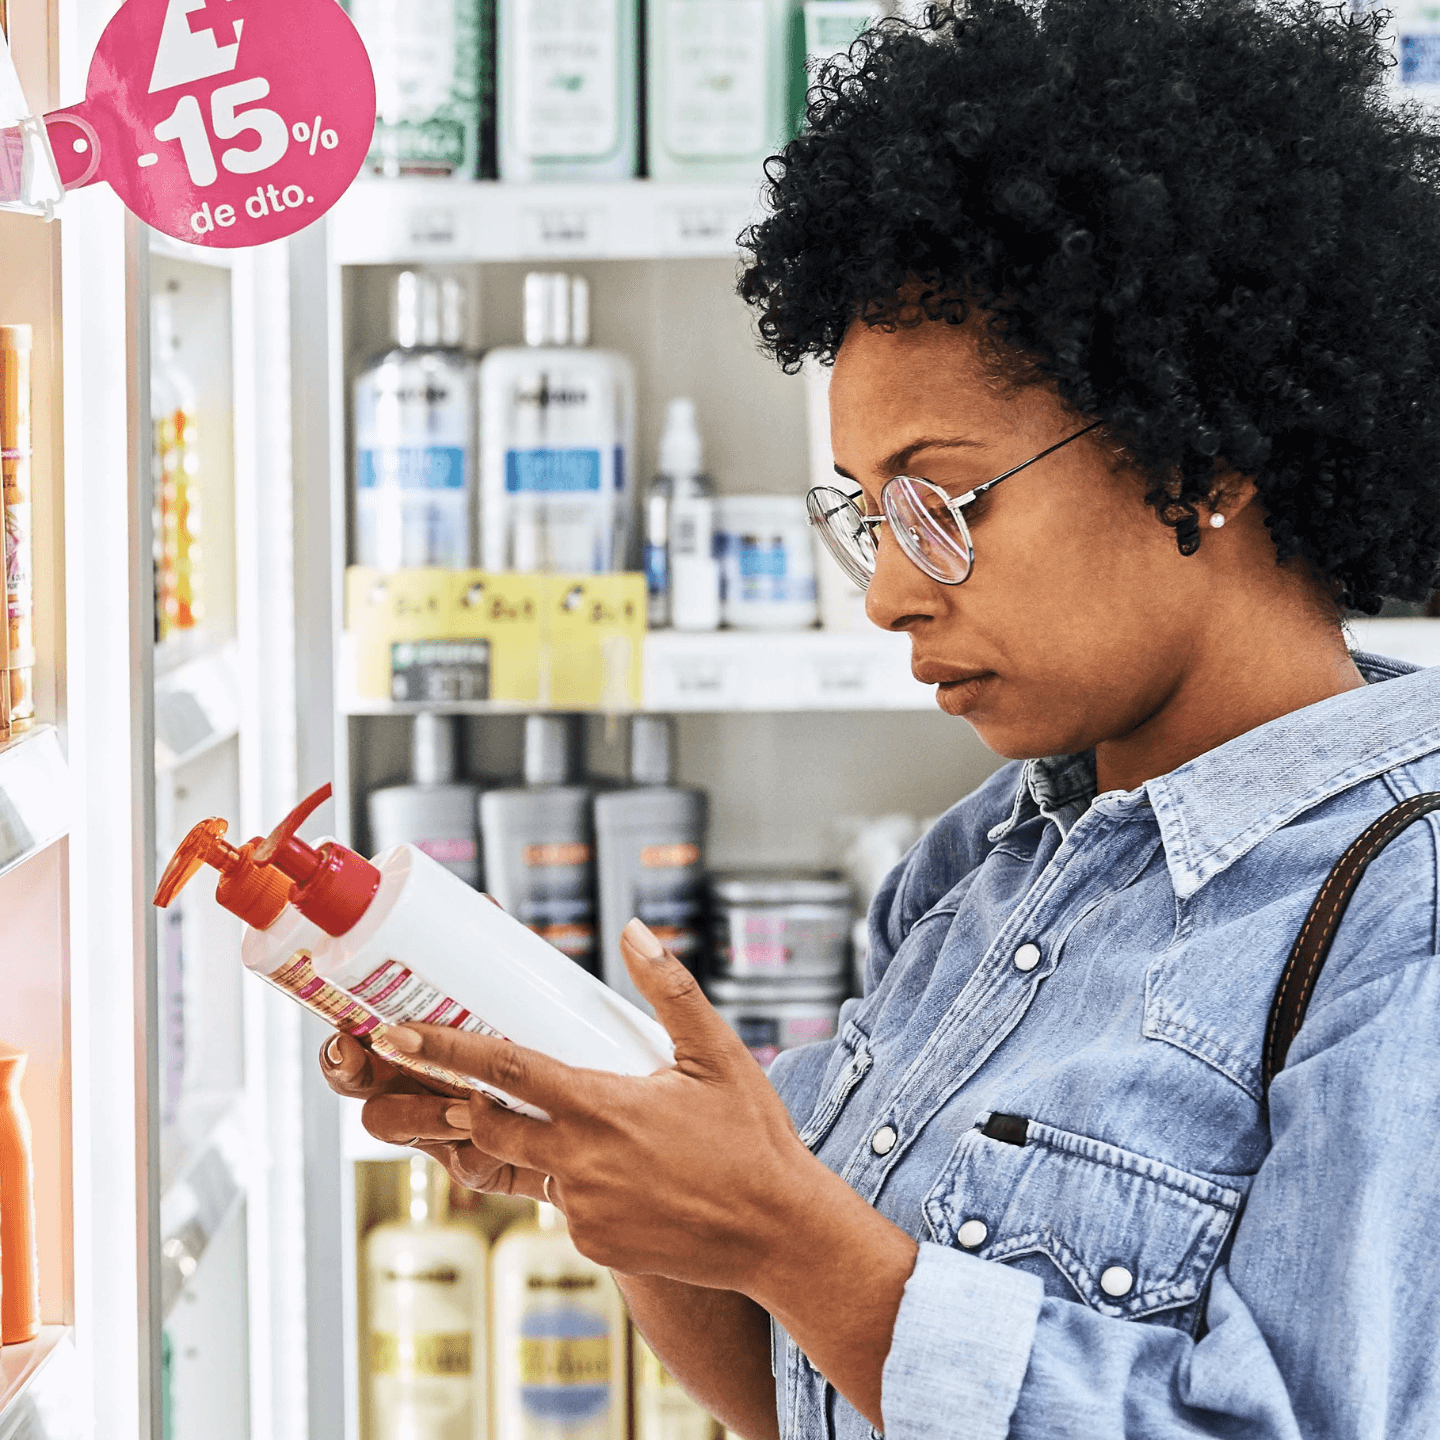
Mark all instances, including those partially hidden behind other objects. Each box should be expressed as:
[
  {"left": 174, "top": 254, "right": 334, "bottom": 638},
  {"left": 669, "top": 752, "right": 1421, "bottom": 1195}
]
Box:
[{"left": 912, "top": 663, "right": 996, "bottom": 715}]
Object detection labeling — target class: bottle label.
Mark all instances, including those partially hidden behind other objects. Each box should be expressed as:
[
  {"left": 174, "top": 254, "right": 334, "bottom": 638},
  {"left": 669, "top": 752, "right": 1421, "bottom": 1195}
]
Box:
[
  {"left": 512, "top": 0, "right": 620, "bottom": 160},
  {"left": 523, "top": 842, "right": 593, "bottom": 867},
  {"left": 350, "top": 958, "right": 502, "bottom": 1032},
  {"left": 5, "top": 498, "right": 31, "bottom": 617},
  {"left": 518, "top": 1309, "right": 613, "bottom": 1422},
  {"left": 358, "top": 445, "right": 468, "bottom": 490},
  {"left": 639, "top": 843, "right": 701, "bottom": 869},
  {"left": 505, "top": 448, "right": 602, "bottom": 493},
  {"left": 370, "top": 1330, "right": 474, "bottom": 1377},
  {"left": 663, "top": 0, "right": 768, "bottom": 159}
]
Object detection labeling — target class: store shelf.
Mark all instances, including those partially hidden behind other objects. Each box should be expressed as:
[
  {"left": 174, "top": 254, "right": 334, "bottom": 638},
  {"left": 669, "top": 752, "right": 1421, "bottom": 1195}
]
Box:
[
  {"left": 1347, "top": 616, "right": 1440, "bottom": 668},
  {"left": 154, "top": 639, "right": 242, "bottom": 772},
  {"left": 0, "top": 1327, "right": 82, "bottom": 1440},
  {"left": 0, "top": 726, "right": 68, "bottom": 881},
  {"left": 159, "top": 1091, "right": 248, "bottom": 1317},
  {"left": 339, "top": 628, "right": 933, "bottom": 714},
  {"left": 328, "top": 178, "right": 765, "bottom": 265}
]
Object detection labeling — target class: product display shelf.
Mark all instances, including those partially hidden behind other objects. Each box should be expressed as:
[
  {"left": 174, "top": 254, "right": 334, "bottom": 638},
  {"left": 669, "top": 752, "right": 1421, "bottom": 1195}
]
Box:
[
  {"left": 337, "top": 627, "right": 934, "bottom": 714},
  {"left": 0, "top": 1328, "right": 81, "bottom": 1440},
  {"left": 153, "top": 639, "right": 242, "bottom": 772},
  {"left": 0, "top": 725, "right": 69, "bottom": 879},
  {"left": 328, "top": 178, "right": 766, "bottom": 265}
]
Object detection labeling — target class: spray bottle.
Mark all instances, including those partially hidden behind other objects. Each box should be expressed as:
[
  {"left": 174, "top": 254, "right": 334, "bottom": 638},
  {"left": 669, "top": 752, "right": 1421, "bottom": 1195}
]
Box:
[{"left": 154, "top": 784, "right": 674, "bottom": 1115}]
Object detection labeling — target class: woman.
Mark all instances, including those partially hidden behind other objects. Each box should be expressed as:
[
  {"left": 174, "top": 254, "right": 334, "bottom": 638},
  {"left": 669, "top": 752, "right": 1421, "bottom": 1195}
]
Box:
[{"left": 324, "top": 1, "right": 1440, "bottom": 1435}]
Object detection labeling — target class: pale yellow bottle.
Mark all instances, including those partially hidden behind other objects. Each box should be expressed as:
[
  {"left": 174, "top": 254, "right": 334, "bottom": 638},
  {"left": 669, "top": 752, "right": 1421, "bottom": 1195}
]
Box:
[
  {"left": 365, "top": 1157, "right": 489, "bottom": 1440},
  {"left": 633, "top": 1327, "right": 723, "bottom": 1440},
  {"left": 490, "top": 1203, "right": 628, "bottom": 1440}
]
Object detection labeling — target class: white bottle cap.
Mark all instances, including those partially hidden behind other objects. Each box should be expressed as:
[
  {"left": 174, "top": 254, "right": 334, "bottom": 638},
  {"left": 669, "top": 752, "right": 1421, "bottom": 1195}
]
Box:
[
  {"left": 659, "top": 397, "right": 703, "bottom": 479},
  {"left": 395, "top": 271, "right": 442, "bottom": 348},
  {"left": 524, "top": 713, "right": 578, "bottom": 786},
  {"left": 412, "top": 712, "right": 457, "bottom": 786},
  {"left": 439, "top": 276, "right": 468, "bottom": 348},
  {"left": 630, "top": 715, "right": 675, "bottom": 787},
  {"left": 523, "top": 273, "right": 588, "bottom": 348},
  {"left": 671, "top": 557, "right": 723, "bottom": 631}
]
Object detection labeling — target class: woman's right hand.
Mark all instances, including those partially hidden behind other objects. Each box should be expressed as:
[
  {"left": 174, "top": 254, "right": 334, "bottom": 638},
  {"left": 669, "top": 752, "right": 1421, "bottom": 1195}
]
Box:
[{"left": 319, "top": 1031, "right": 549, "bottom": 1201}]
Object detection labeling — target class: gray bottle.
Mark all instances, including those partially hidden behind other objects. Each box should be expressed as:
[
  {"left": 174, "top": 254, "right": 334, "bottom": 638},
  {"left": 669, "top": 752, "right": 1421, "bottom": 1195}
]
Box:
[
  {"left": 478, "top": 714, "right": 598, "bottom": 972},
  {"left": 594, "top": 716, "right": 708, "bottom": 1011},
  {"left": 367, "top": 713, "right": 481, "bottom": 887}
]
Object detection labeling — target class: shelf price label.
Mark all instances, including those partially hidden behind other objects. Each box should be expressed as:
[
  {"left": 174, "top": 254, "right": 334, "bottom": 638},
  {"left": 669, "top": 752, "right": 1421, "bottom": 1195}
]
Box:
[{"left": 37, "top": 0, "right": 374, "bottom": 247}]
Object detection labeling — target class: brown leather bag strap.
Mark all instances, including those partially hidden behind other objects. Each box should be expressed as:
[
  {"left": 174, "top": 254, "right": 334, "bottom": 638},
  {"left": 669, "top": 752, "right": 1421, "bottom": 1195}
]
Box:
[{"left": 1263, "top": 790, "right": 1440, "bottom": 1095}]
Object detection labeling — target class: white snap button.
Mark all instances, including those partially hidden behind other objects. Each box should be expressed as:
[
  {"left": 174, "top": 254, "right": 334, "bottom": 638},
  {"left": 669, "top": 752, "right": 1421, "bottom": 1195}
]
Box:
[
  {"left": 870, "top": 1125, "right": 897, "bottom": 1156},
  {"left": 1013, "top": 942, "right": 1041, "bottom": 972},
  {"left": 1100, "top": 1265, "right": 1134, "bottom": 1297},
  {"left": 956, "top": 1219, "right": 988, "bottom": 1249}
]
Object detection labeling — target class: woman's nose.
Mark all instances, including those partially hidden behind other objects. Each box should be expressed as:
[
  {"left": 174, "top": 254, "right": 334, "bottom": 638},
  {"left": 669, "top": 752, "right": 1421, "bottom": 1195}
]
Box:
[{"left": 864, "top": 524, "right": 939, "bottom": 631}]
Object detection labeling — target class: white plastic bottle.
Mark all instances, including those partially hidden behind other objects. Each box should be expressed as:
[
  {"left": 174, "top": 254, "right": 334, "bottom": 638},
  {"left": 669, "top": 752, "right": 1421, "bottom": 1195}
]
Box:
[
  {"left": 365, "top": 1157, "right": 488, "bottom": 1440},
  {"left": 154, "top": 784, "right": 675, "bottom": 1118},
  {"left": 715, "top": 494, "right": 819, "bottom": 629},
  {"left": 491, "top": 1204, "right": 628, "bottom": 1440},
  {"left": 664, "top": 399, "right": 721, "bottom": 632},
  {"left": 647, "top": 0, "right": 793, "bottom": 182},
  {"left": 355, "top": 271, "right": 478, "bottom": 570},
  {"left": 478, "top": 274, "right": 635, "bottom": 574},
  {"left": 499, "top": 0, "right": 638, "bottom": 180}
]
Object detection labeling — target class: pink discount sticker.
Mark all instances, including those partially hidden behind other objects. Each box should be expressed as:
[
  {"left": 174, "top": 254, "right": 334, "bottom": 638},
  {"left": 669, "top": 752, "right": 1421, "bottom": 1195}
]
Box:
[{"left": 41, "top": 0, "right": 374, "bottom": 247}]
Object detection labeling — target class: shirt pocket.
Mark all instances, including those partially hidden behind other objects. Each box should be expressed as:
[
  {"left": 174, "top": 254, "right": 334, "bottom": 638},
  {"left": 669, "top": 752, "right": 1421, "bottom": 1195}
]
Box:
[
  {"left": 796, "top": 1019, "right": 873, "bottom": 1151},
  {"left": 921, "top": 1115, "right": 1246, "bottom": 1321}
]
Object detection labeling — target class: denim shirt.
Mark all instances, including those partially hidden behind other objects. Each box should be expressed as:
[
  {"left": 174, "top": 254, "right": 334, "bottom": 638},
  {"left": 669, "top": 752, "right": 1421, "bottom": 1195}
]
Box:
[{"left": 767, "top": 652, "right": 1440, "bottom": 1440}]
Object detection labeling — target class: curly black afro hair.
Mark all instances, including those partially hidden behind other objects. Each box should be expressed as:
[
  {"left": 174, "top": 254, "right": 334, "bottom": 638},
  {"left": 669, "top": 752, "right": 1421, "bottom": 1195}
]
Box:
[{"left": 739, "top": 0, "right": 1440, "bottom": 610}]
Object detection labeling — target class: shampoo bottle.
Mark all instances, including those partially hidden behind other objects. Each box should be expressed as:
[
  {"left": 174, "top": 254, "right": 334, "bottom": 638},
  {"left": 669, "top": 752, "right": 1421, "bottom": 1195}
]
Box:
[
  {"left": 479, "top": 714, "right": 598, "bottom": 973},
  {"left": 499, "top": 0, "right": 638, "bottom": 180},
  {"left": 646, "top": 0, "right": 793, "bottom": 182},
  {"left": 151, "top": 287, "right": 203, "bottom": 641},
  {"left": 491, "top": 1204, "right": 628, "bottom": 1440},
  {"left": 355, "top": 271, "right": 478, "bottom": 570},
  {"left": 368, "top": 713, "right": 482, "bottom": 889},
  {"left": 594, "top": 716, "right": 708, "bottom": 1010},
  {"left": 154, "top": 783, "right": 674, "bottom": 1120},
  {"left": 479, "top": 274, "right": 635, "bottom": 574},
  {"left": 365, "top": 1156, "right": 488, "bottom": 1440}
]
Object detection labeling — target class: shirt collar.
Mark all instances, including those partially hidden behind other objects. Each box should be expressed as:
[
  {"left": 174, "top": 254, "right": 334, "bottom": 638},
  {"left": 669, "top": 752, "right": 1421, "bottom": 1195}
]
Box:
[{"left": 987, "top": 652, "right": 1440, "bottom": 899}]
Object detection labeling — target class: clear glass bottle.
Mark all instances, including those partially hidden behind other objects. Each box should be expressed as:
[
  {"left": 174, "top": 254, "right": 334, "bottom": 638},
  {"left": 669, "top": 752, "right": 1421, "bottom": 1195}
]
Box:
[
  {"left": 478, "top": 274, "right": 635, "bottom": 574},
  {"left": 354, "top": 271, "right": 479, "bottom": 570}
]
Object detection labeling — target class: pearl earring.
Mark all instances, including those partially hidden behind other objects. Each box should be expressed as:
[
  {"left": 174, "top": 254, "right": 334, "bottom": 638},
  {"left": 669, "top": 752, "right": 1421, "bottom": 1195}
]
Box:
[{"left": 1209, "top": 513, "right": 1226, "bottom": 529}]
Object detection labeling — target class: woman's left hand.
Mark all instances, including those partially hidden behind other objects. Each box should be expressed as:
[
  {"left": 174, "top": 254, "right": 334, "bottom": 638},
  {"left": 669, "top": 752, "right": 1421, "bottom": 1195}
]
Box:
[{"left": 377, "top": 917, "right": 835, "bottom": 1294}]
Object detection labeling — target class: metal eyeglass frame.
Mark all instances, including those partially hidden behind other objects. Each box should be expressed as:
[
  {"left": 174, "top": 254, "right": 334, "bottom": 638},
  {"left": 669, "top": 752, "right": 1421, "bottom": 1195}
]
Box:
[{"left": 807, "top": 419, "right": 1103, "bottom": 587}]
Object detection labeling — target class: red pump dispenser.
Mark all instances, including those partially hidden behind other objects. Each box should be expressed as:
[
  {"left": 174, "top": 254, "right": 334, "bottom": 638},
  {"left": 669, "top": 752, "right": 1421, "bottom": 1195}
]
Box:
[
  {"left": 252, "top": 783, "right": 382, "bottom": 937},
  {"left": 154, "top": 783, "right": 380, "bottom": 938}
]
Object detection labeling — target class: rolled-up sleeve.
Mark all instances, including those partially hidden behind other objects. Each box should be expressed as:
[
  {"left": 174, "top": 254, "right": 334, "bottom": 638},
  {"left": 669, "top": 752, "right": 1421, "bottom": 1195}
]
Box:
[{"left": 879, "top": 957, "right": 1440, "bottom": 1440}]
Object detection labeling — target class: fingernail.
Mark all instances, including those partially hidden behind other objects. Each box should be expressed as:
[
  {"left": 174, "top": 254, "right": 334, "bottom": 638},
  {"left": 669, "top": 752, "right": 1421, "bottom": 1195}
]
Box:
[
  {"left": 380, "top": 1024, "right": 423, "bottom": 1054},
  {"left": 444, "top": 1102, "right": 471, "bottom": 1130},
  {"left": 622, "top": 916, "right": 666, "bottom": 960},
  {"left": 324, "top": 1035, "right": 344, "bottom": 1067}
]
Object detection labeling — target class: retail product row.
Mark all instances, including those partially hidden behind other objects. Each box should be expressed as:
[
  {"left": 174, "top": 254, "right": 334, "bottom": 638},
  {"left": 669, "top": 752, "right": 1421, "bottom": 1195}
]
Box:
[
  {"left": 347, "top": 0, "right": 885, "bottom": 184},
  {"left": 357, "top": 1158, "right": 722, "bottom": 1440}
]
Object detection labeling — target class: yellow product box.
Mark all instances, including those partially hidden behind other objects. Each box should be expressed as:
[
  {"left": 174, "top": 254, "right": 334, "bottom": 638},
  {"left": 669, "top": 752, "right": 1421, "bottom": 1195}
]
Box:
[
  {"left": 344, "top": 568, "right": 544, "bottom": 705},
  {"left": 540, "top": 574, "right": 645, "bottom": 710},
  {"left": 343, "top": 569, "right": 646, "bottom": 709}
]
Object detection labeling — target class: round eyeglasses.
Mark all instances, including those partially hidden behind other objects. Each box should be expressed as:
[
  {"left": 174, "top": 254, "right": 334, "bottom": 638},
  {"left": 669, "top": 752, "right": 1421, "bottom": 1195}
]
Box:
[{"left": 806, "top": 421, "right": 1102, "bottom": 587}]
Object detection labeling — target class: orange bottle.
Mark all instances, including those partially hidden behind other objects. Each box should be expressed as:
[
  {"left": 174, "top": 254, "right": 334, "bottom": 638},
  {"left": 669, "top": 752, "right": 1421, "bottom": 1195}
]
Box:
[{"left": 0, "top": 1043, "right": 40, "bottom": 1344}]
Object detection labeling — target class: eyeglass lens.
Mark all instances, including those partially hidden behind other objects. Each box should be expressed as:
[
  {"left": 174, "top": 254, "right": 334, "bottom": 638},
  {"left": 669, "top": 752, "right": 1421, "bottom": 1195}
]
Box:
[
  {"left": 806, "top": 487, "right": 877, "bottom": 588},
  {"left": 885, "top": 477, "right": 973, "bottom": 584}
]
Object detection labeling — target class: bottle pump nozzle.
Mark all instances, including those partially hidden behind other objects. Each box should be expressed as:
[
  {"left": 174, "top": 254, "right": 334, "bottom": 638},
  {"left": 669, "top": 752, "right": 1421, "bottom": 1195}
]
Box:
[
  {"left": 153, "top": 816, "right": 293, "bottom": 928},
  {"left": 153, "top": 782, "right": 382, "bottom": 938}
]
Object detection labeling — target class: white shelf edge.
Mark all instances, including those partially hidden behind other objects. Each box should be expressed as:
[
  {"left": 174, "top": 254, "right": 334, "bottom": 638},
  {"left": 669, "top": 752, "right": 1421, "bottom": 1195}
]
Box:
[
  {"left": 329, "top": 177, "right": 766, "bottom": 265},
  {"left": 0, "top": 1327, "right": 81, "bottom": 1440},
  {"left": 0, "top": 727, "right": 69, "bottom": 882},
  {"left": 158, "top": 1091, "right": 249, "bottom": 1318}
]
